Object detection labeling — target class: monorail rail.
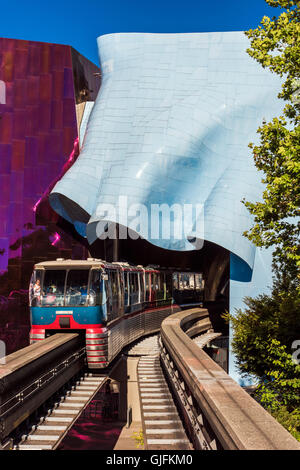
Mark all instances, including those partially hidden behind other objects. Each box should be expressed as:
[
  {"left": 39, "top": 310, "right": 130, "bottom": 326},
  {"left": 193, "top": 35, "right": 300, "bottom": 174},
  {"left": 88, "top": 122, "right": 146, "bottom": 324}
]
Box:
[{"left": 0, "top": 334, "right": 85, "bottom": 444}]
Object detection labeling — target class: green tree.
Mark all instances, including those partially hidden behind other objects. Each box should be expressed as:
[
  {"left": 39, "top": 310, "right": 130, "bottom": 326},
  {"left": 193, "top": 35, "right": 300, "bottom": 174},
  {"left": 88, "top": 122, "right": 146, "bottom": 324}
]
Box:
[
  {"left": 244, "top": 0, "right": 300, "bottom": 292},
  {"left": 228, "top": 1, "right": 300, "bottom": 439},
  {"left": 227, "top": 294, "right": 300, "bottom": 377},
  {"left": 226, "top": 300, "right": 300, "bottom": 439},
  {"left": 254, "top": 338, "right": 300, "bottom": 440}
]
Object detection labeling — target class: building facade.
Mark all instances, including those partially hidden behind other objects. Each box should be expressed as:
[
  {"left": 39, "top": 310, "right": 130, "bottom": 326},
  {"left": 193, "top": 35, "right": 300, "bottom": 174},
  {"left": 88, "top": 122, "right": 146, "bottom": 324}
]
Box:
[
  {"left": 50, "top": 33, "right": 283, "bottom": 383},
  {"left": 0, "top": 38, "right": 100, "bottom": 352}
]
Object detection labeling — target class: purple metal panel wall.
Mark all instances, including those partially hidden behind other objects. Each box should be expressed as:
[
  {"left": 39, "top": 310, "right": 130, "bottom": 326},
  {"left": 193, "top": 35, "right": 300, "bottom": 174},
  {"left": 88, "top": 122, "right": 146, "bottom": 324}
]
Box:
[{"left": 0, "top": 38, "right": 90, "bottom": 351}]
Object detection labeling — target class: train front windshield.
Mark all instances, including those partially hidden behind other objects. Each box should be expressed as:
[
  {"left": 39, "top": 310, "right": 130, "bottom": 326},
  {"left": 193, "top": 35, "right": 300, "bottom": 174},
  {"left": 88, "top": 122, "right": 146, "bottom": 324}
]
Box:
[{"left": 29, "top": 269, "right": 103, "bottom": 307}]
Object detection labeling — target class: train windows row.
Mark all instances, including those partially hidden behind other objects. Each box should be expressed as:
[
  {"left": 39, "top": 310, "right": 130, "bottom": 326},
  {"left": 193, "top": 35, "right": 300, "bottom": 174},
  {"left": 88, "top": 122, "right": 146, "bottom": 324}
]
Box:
[
  {"left": 30, "top": 269, "right": 92, "bottom": 307},
  {"left": 172, "top": 272, "right": 204, "bottom": 291},
  {"left": 123, "top": 271, "right": 141, "bottom": 307},
  {"left": 30, "top": 268, "right": 204, "bottom": 313}
]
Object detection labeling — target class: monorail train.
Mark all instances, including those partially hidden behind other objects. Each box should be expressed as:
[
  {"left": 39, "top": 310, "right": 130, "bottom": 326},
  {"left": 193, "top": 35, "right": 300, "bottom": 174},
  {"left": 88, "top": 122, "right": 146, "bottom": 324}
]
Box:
[{"left": 29, "top": 258, "right": 204, "bottom": 368}]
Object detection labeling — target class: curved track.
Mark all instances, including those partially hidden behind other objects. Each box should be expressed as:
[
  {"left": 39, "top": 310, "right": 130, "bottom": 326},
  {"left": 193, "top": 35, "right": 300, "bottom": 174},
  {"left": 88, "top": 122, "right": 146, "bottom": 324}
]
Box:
[
  {"left": 129, "top": 335, "right": 192, "bottom": 450},
  {"left": 15, "top": 374, "right": 106, "bottom": 450}
]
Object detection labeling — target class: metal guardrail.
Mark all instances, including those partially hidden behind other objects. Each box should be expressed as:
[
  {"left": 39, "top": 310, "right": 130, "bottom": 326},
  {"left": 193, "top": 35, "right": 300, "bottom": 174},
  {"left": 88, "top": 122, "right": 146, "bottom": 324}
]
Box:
[
  {"left": 160, "top": 308, "right": 300, "bottom": 450},
  {"left": 0, "top": 334, "right": 85, "bottom": 443}
]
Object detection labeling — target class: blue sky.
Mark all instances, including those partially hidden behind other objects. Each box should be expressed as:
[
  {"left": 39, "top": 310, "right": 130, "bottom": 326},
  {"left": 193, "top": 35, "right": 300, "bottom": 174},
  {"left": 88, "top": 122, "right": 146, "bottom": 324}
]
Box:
[{"left": 1, "top": 0, "right": 280, "bottom": 65}]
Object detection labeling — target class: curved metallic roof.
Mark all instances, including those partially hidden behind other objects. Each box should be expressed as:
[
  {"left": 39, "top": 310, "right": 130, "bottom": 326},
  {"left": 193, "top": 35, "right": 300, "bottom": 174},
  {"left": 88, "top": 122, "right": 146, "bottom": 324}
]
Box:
[{"left": 49, "top": 32, "right": 283, "bottom": 270}]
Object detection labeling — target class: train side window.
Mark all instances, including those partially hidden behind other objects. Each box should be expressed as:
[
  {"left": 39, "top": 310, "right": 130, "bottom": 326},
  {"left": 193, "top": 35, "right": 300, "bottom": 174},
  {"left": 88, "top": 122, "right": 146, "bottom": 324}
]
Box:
[
  {"left": 195, "top": 273, "right": 202, "bottom": 290},
  {"left": 182, "top": 273, "right": 189, "bottom": 289},
  {"left": 29, "top": 269, "right": 43, "bottom": 306},
  {"left": 145, "top": 272, "right": 150, "bottom": 301},
  {"left": 178, "top": 274, "right": 184, "bottom": 290},
  {"left": 136, "top": 273, "right": 139, "bottom": 303},
  {"left": 163, "top": 274, "right": 167, "bottom": 300},
  {"left": 129, "top": 272, "right": 139, "bottom": 305},
  {"left": 166, "top": 274, "right": 172, "bottom": 299},
  {"left": 89, "top": 270, "right": 102, "bottom": 306},
  {"left": 129, "top": 273, "right": 133, "bottom": 304},
  {"left": 106, "top": 271, "right": 112, "bottom": 312},
  {"left": 151, "top": 273, "right": 158, "bottom": 291},
  {"left": 117, "top": 271, "right": 121, "bottom": 309},
  {"left": 106, "top": 270, "right": 119, "bottom": 320},
  {"left": 111, "top": 271, "right": 118, "bottom": 297},
  {"left": 124, "top": 271, "right": 129, "bottom": 306},
  {"left": 138, "top": 272, "right": 144, "bottom": 303},
  {"left": 172, "top": 273, "right": 179, "bottom": 291},
  {"left": 158, "top": 272, "right": 165, "bottom": 300},
  {"left": 117, "top": 270, "right": 123, "bottom": 313},
  {"left": 134, "top": 273, "right": 139, "bottom": 300},
  {"left": 112, "top": 271, "right": 119, "bottom": 306},
  {"left": 155, "top": 274, "right": 159, "bottom": 291},
  {"left": 189, "top": 274, "right": 195, "bottom": 289}
]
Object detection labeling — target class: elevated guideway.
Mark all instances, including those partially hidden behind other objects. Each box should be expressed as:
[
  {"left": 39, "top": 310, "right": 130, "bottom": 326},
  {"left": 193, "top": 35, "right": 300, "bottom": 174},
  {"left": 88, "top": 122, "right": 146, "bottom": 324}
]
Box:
[
  {"left": 1, "top": 309, "right": 300, "bottom": 451},
  {"left": 0, "top": 333, "right": 85, "bottom": 445},
  {"left": 0, "top": 334, "right": 108, "bottom": 449},
  {"left": 16, "top": 374, "right": 106, "bottom": 450}
]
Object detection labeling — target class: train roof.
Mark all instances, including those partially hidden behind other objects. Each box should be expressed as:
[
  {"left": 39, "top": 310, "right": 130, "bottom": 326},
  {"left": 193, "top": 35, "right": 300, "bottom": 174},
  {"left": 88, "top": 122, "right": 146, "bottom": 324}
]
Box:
[
  {"left": 34, "top": 259, "right": 145, "bottom": 270},
  {"left": 34, "top": 259, "right": 106, "bottom": 269},
  {"left": 34, "top": 259, "right": 201, "bottom": 273}
]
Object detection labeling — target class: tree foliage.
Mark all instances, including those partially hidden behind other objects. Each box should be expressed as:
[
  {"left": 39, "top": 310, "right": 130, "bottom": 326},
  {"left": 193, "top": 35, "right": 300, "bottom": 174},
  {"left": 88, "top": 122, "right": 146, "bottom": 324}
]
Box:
[
  {"left": 270, "top": 406, "right": 300, "bottom": 440},
  {"left": 226, "top": 293, "right": 300, "bottom": 377},
  {"left": 254, "top": 338, "right": 300, "bottom": 410},
  {"left": 225, "top": 300, "right": 300, "bottom": 439},
  {"left": 228, "top": 1, "right": 300, "bottom": 439},
  {"left": 244, "top": 0, "right": 300, "bottom": 290}
]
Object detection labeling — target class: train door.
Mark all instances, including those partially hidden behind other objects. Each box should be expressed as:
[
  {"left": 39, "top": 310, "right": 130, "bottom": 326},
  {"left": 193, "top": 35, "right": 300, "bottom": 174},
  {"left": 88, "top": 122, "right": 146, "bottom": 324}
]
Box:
[
  {"left": 105, "top": 270, "right": 113, "bottom": 320},
  {"left": 129, "top": 271, "right": 139, "bottom": 308},
  {"left": 189, "top": 273, "right": 196, "bottom": 303},
  {"left": 145, "top": 272, "right": 151, "bottom": 304},
  {"left": 139, "top": 271, "right": 145, "bottom": 305},
  {"left": 123, "top": 270, "right": 130, "bottom": 313},
  {"left": 157, "top": 272, "right": 165, "bottom": 303},
  {"left": 117, "top": 269, "right": 124, "bottom": 316},
  {"left": 195, "top": 273, "right": 204, "bottom": 303},
  {"left": 109, "top": 270, "right": 119, "bottom": 319},
  {"left": 150, "top": 272, "right": 157, "bottom": 305},
  {"left": 89, "top": 269, "right": 103, "bottom": 306},
  {"left": 172, "top": 272, "right": 180, "bottom": 305}
]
